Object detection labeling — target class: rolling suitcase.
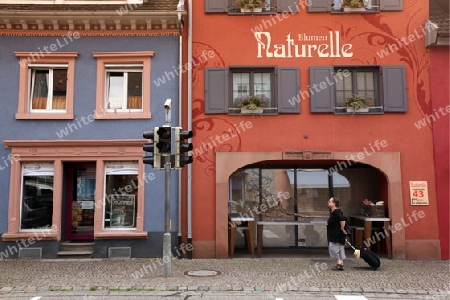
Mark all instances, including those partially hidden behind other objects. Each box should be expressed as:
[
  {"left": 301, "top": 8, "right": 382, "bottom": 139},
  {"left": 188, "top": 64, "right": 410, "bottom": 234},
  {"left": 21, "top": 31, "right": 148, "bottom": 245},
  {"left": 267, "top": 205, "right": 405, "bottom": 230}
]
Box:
[
  {"left": 359, "top": 246, "right": 381, "bottom": 270},
  {"left": 345, "top": 239, "right": 381, "bottom": 270}
]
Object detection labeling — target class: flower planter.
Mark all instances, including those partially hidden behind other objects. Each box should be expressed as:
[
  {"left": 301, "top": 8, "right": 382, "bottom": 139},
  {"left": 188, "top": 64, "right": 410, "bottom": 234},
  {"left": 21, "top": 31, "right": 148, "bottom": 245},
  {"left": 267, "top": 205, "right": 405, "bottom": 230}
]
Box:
[
  {"left": 240, "top": 7, "right": 263, "bottom": 12},
  {"left": 343, "top": 6, "right": 366, "bottom": 11},
  {"left": 240, "top": 108, "right": 264, "bottom": 114},
  {"left": 346, "top": 107, "right": 370, "bottom": 113}
]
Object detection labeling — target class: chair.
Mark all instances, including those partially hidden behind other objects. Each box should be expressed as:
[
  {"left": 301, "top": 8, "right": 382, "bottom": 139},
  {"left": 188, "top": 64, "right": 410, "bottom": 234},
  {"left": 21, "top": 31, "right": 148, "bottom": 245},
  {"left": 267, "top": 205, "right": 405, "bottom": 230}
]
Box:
[
  {"left": 228, "top": 215, "right": 255, "bottom": 258},
  {"left": 351, "top": 225, "right": 384, "bottom": 253}
]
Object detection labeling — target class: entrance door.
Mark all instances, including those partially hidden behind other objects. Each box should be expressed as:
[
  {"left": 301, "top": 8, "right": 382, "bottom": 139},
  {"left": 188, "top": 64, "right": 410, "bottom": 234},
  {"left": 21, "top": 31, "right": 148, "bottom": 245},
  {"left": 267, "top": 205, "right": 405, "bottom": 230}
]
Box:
[{"left": 66, "top": 163, "right": 96, "bottom": 240}]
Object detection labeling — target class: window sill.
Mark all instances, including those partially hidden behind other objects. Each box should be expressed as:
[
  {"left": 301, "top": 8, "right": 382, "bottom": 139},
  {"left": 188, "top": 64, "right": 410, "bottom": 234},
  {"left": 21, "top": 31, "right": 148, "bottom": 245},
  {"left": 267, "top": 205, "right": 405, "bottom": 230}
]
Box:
[
  {"left": 228, "top": 8, "right": 276, "bottom": 16},
  {"left": 15, "top": 113, "right": 74, "bottom": 120},
  {"left": 2, "top": 232, "right": 58, "bottom": 241},
  {"left": 330, "top": 8, "right": 380, "bottom": 14},
  {"left": 94, "top": 112, "right": 151, "bottom": 119},
  {"left": 228, "top": 107, "right": 278, "bottom": 115},
  {"left": 94, "top": 231, "right": 148, "bottom": 239},
  {"left": 333, "top": 106, "right": 384, "bottom": 114}
]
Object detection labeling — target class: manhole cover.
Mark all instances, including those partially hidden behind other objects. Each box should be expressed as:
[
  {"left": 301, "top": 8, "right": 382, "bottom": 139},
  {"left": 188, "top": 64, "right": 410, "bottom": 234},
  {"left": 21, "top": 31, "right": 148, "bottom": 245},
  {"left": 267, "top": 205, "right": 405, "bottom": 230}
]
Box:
[{"left": 184, "top": 270, "right": 221, "bottom": 277}]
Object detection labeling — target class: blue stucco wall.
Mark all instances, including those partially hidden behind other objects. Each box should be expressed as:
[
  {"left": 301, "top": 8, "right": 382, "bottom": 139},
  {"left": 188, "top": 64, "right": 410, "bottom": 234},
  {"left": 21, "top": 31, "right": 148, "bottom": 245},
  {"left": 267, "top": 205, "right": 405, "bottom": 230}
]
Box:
[{"left": 0, "top": 36, "right": 181, "bottom": 234}]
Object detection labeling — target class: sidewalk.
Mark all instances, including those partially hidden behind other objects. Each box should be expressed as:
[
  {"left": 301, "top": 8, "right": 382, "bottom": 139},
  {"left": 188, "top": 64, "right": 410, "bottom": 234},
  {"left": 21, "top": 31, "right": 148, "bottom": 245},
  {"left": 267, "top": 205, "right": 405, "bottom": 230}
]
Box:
[{"left": 0, "top": 256, "right": 449, "bottom": 299}]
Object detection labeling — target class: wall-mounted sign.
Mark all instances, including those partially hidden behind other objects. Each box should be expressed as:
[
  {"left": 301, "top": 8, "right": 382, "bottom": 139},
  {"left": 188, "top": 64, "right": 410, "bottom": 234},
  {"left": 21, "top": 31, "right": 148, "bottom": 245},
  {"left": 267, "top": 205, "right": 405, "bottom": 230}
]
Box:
[
  {"left": 254, "top": 31, "right": 354, "bottom": 58},
  {"left": 409, "top": 181, "right": 429, "bottom": 205}
]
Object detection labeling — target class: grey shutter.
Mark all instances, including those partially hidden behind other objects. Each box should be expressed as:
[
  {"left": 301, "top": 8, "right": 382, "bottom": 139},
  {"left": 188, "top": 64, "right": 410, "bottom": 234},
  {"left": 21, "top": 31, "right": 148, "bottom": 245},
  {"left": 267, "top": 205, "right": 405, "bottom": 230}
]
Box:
[
  {"left": 277, "top": 67, "right": 300, "bottom": 114},
  {"left": 277, "top": 0, "right": 299, "bottom": 12},
  {"left": 382, "top": 66, "right": 407, "bottom": 112},
  {"left": 307, "top": 0, "right": 332, "bottom": 12},
  {"left": 309, "top": 66, "right": 334, "bottom": 113},
  {"left": 205, "top": 0, "right": 228, "bottom": 13},
  {"left": 205, "top": 68, "right": 228, "bottom": 114},
  {"left": 380, "top": 0, "right": 403, "bottom": 11}
]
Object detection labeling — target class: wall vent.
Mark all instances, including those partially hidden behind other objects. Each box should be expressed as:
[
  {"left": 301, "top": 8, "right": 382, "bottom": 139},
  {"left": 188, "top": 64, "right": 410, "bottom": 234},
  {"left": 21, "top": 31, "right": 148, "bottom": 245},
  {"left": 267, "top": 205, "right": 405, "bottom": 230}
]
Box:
[
  {"left": 108, "top": 247, "right": 131, "bottom": 259},
  {"left": 19, "top": 248, "right": 42, "bottom": 259}
]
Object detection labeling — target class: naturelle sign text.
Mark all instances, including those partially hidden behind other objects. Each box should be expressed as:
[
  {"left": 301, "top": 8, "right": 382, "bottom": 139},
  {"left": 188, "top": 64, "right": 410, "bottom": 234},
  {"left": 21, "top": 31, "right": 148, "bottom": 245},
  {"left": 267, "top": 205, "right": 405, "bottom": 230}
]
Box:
[{"left": 255, "top": 31, "right": 353, "bottom": 58}]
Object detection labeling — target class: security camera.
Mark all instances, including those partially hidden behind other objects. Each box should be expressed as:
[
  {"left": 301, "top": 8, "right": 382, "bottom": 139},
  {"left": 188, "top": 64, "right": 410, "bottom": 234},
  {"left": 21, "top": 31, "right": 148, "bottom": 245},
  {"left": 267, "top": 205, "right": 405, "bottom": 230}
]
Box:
[{"left": 164, "top": 99, "right": 172, "bottom": 109}]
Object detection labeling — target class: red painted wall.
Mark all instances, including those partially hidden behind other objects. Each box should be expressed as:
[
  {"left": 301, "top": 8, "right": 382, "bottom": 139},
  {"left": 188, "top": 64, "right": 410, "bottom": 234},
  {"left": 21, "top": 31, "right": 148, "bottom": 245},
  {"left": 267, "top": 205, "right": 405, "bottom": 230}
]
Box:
[
  {"left": 187, "top": 1, "right": 439, "bottom": 258},
  {"left": 430, "top": 47, "right": 450, "bottom": 259}
]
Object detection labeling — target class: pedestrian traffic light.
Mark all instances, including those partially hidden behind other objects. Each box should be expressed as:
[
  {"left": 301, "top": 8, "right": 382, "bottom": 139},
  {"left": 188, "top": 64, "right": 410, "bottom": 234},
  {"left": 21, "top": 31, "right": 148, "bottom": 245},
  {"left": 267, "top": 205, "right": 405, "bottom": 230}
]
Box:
[
  {"left": 174, "top": 127, "right": 193, "bottom": 169},
  {"left": 156, "top": 126, "right": 172, "bottom": 156},
  {"left": 143, "top": 127, "right": 161, "bottom": 170}
]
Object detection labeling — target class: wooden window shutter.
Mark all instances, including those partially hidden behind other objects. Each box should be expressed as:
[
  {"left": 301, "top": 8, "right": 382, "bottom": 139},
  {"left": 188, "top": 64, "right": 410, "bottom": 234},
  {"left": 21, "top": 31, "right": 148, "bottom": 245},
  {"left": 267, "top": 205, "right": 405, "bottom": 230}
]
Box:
[
  {"left": 277, "top": 67, "right": 301, "bottom": 113},
  {"left": 277, "top": 0, "right": 299, "bottom": 12},
  {"left": 309, "top": 66, "right": 334, "bottom": 112},
  {"left": 205, "top": 0, "right": 228, "bottom": 13},
  {"left": 204, "top": 68, "right": 229, "bottom": 114},
  {"left": 380, "top": 0, "right": 403, "bottom": 11},
  {"left": 307, "top": 0, "right": 333, "bottom": 12},
  {"left": 382, "top": 66, "right": 407, "bottom": 112}
]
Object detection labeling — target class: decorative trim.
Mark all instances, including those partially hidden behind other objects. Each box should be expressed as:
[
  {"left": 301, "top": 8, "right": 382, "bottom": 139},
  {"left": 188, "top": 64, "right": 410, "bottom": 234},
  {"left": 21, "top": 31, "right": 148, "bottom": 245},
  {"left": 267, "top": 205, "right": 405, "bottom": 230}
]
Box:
[
  {"left": 283, "top": 151, "right": 333, "bottom": 160},
  {"left": 0, "top": 29, "right": 181, "bottom": 37},
  {"left": 5, "top": 139, "right": 145, "bottom": 148}
]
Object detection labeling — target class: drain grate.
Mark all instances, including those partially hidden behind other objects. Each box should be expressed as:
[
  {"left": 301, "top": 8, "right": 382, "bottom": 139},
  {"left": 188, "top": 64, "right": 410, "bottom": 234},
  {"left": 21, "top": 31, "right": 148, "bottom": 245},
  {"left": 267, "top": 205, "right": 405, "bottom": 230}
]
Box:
[{"left": 184, "top": 270, "right": 221, "bottom": 277}]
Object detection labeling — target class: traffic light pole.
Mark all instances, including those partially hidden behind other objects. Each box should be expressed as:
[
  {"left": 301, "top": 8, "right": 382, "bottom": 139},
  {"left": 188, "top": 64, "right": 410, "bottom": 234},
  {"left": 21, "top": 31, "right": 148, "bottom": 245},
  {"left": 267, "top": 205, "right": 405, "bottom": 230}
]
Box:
[
  {"left": 163, "top": 100, "right": 172, "bottom": 278},
  {"left": 163, "top": 154, "right": 171, "bottom": 277}
]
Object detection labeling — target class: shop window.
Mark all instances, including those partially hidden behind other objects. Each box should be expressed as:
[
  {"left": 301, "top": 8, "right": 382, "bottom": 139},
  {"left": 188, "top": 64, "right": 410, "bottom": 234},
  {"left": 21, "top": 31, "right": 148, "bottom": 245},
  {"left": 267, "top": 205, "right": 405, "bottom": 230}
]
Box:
[
  {"left": 309, "top": 65, "right": 407, "bottom": 113},
  {"left": 205, "top": 67, "right": 300, "bottom": 114},
  {"left": 104, "top": 162, "right": 138, "bottom": 229},
  {"left": 205, "top": 0, "right": 299, "bottom": 14},
  {"left": 93, "top": 52, "right": 153, "bottom": 119},
  {"left": 15, "top": 52, "right": 78, "bottom": 120},
  {"left": 307, "top": 0, "right": 402, "bottom": 12},
  {"left": 20, "top": 163, "right": 54, "bottom": 230}
]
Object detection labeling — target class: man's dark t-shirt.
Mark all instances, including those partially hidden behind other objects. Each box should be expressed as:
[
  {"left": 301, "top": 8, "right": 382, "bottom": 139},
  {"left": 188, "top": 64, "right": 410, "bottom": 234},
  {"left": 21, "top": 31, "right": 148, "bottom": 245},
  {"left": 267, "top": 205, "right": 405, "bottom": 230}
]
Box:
[{"left": 327, "top": 208, "right": 346, "bottom": 245}]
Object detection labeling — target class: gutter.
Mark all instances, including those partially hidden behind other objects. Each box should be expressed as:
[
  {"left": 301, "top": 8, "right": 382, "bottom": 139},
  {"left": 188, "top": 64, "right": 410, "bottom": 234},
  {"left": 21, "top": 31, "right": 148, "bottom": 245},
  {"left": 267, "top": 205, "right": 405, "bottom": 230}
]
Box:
[
  {"left": 177, "top": 0, "right": 184, "bottom": 254},
  {"left": 187, "top": 0, "right": 193, "bottom": 259}
]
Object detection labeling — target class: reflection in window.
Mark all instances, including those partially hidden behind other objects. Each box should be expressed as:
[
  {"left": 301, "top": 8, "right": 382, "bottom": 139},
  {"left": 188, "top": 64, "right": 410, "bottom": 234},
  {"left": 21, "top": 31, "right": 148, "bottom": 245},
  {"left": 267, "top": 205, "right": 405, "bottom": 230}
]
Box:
[
  {"left": 30, "top": 68, "right": 67, "bottom": 111},
  {"left": 21, "top": 163, "right": 54, "bottom": 230},
  {"left": 106, "top": 68, "right": 143, "bottom": 112},
  {"left": 104, "top": 162, "right": 138, "bottom": 229}
]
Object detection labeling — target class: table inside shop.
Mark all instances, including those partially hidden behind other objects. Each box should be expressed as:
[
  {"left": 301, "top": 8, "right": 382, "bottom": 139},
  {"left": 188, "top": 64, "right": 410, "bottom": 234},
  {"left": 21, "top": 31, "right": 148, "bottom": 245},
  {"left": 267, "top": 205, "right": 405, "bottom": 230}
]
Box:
[
  {"left": 350, "top": 215, "right": 392, "bottom": 259},
  {"left": 256, "top": 220, "right": 328, "bottom": 258},
  {"left": 228, "top": 214, "right": 255, "bottom": 258}
]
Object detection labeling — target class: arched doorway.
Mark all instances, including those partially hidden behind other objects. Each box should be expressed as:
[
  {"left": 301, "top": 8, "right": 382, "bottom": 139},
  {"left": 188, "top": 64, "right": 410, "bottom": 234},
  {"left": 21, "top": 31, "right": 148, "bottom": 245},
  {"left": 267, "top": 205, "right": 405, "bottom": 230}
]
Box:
[{"left": 215, "top": 151, "right": 405, "bottom": 259}]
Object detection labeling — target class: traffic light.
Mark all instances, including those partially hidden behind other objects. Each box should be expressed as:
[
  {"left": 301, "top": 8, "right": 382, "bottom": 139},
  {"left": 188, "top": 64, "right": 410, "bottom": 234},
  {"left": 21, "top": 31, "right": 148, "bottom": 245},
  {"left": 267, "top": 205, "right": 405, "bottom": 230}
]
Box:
[
  {"left": 143, "top": 127, "right": 161, "bottom": 170},
  {"left": 174, "top": 127, "right": 193, "bottom": 169},
  {"left": 156, "top": 126, "right": 172, "bottom": 155}
]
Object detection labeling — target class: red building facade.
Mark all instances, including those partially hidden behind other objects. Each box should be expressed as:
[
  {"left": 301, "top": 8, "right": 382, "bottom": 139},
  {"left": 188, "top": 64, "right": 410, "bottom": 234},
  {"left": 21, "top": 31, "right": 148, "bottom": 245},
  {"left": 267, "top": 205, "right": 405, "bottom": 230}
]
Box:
[{"left": 185, "top": 0, "right": 442, "bottom": 259}]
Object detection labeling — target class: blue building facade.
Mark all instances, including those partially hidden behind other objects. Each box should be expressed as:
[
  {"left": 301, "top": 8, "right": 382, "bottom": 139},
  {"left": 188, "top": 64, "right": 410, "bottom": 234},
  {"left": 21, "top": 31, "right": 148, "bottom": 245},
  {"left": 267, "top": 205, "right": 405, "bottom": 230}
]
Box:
[{"left": 0, "top": 0, "right": 186, "bottom": 259}]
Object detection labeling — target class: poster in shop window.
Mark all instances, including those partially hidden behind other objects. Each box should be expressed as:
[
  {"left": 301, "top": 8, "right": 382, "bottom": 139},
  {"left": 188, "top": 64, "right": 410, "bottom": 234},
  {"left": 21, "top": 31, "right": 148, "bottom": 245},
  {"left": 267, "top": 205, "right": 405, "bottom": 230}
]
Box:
[
  {"left": 409, "top": 181, "right": 429, "bottom": 205},
  {"left": 110, "top": 195, "right": 135, "bottom": 227}
]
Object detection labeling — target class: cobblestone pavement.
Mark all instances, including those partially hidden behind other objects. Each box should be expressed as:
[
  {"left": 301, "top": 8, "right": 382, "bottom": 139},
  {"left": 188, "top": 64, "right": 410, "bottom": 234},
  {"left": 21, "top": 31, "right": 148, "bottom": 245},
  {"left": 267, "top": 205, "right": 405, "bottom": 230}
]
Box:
[{"left": 0, "top": 257, "right": 449, "bottom": 299}]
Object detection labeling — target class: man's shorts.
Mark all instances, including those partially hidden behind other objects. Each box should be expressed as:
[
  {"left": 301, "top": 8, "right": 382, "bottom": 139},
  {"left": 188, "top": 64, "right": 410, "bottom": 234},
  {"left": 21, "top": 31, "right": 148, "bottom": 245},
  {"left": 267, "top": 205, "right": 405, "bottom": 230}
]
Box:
[{"left": 329, "top": 242, "right": 346, "bottom": 259}]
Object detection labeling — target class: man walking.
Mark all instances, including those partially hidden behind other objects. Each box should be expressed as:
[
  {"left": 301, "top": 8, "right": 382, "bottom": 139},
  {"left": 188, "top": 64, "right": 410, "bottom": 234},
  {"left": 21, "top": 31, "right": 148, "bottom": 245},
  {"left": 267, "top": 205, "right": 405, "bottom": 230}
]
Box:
[{"left": 327, "top": 197, "right": 347, "bottom": 271}]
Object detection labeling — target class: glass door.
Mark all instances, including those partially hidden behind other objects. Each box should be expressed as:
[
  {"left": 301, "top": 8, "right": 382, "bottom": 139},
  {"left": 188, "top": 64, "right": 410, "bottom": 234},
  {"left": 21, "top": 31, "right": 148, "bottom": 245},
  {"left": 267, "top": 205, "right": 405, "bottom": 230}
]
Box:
[{"left": 67, "top": 163, "right": 95, "bottom": 240}]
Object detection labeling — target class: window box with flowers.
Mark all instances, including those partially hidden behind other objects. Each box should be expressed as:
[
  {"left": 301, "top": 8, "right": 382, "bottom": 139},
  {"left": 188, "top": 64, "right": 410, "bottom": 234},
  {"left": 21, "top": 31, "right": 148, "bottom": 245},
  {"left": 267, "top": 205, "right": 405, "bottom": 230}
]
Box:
[
  {"left": 234, "top": 0, "right": 264, "bottom": 13},
  {"left": 342, "top": 0, "right": 367, "bottom": 11},
  {"left": 342, "top": 95, "right": 370, "bottom": 113},
  {"left": 236, "top": 95, "right": 268, "bottom": 114}
]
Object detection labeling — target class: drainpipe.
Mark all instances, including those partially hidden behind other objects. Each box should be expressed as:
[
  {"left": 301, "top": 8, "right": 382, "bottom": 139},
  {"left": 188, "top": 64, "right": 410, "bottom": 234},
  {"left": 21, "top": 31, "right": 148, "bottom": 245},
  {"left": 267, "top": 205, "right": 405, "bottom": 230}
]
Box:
[
  {"left": 176, "top": 0, "right": 184, "bottom": 255},
  {"left": 187, "top": 0, "right": 193, "bottom": 259}
]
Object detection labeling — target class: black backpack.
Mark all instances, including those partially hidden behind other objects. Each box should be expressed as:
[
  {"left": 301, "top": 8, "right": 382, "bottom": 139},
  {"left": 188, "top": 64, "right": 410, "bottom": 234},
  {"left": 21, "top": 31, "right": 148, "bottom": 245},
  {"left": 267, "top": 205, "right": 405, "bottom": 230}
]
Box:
[{"left": 344, "top": 216, "right": 352, "bottom": 236}]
